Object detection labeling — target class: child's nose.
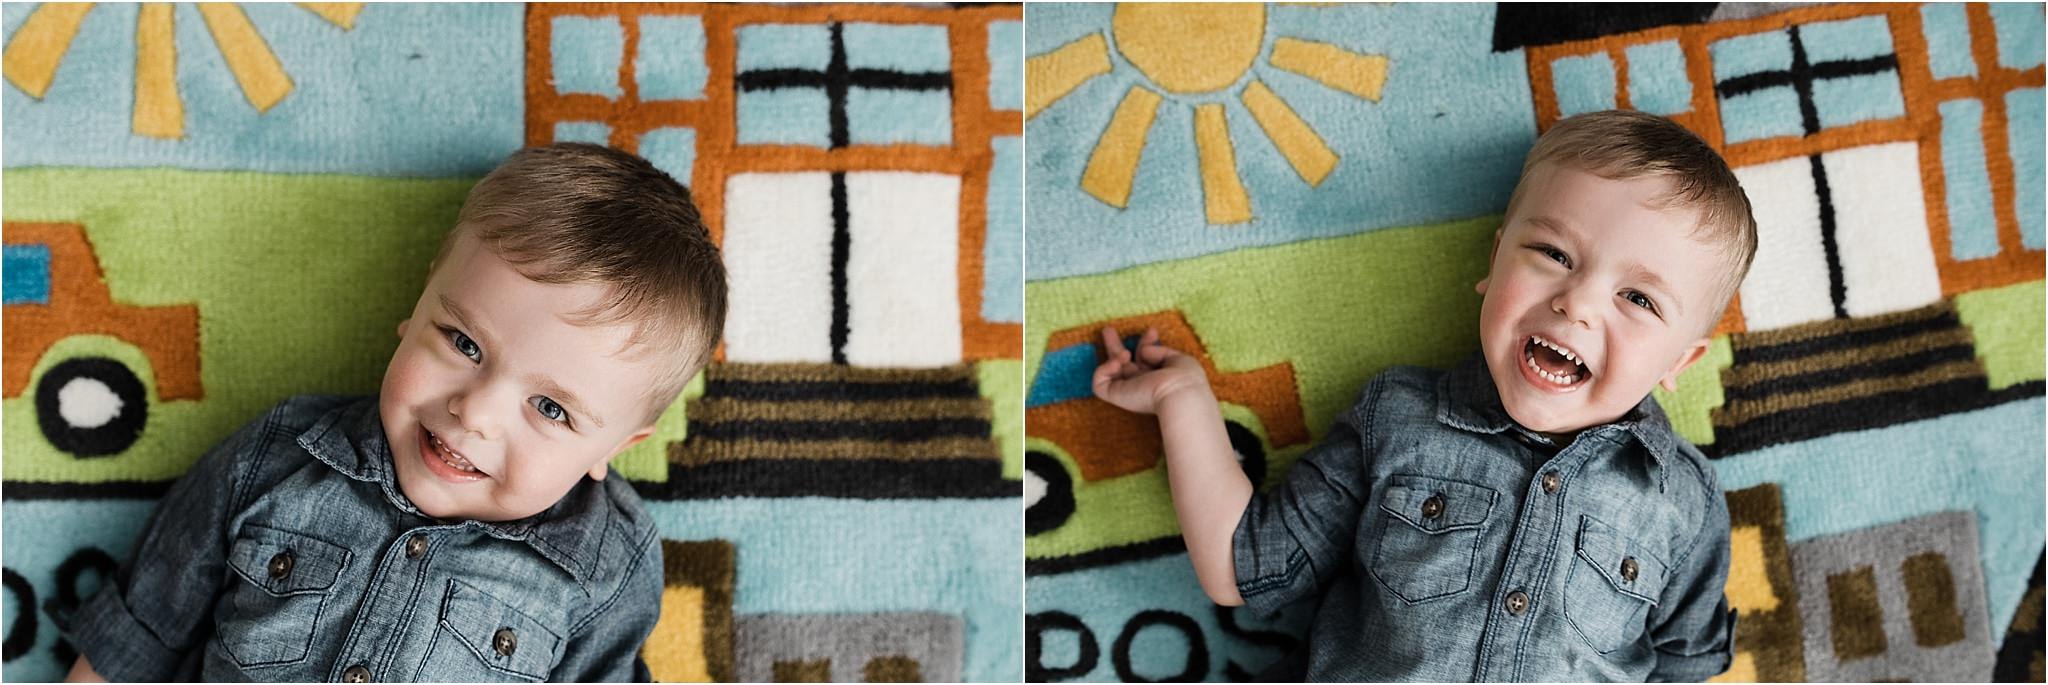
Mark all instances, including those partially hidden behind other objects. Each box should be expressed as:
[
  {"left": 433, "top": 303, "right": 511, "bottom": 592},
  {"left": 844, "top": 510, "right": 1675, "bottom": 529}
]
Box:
[
  {"left": 445, "top": 386, "right": 508, "bottom": 441},
  {"left": 1551, "top": 289, "right": 1596, "bottom": 328}
]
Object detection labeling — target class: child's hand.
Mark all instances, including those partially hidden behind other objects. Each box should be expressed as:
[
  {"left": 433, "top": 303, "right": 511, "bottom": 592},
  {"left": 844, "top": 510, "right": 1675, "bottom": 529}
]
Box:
[{"left": 1091, "top": 325, "right": 1212, "bottom": 414}]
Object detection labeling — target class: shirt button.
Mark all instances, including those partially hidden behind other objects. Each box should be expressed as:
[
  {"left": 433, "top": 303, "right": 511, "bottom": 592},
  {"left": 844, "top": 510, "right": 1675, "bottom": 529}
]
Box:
[
  {"left": 1621, "top": 557, "right": 1640, "bottom": 583},
  {"left": 1420, "top": 494, "right": 1445, "bottom": 519},
  {"left": 405, "top": 534, "right": 428, "bottom": 559},
  {"left": 267, "top": 550, "right": 294, "bottom": 580},
  {"left": 342, "top": 664, "right": 371, "bottom": 682},
  {"left": 493, "top": 628, "right": 518, "bottom": 657},
  {"left": 1541, "top": 471, "right": 1561, "bottom": 494},
  {"left": 1505, "top": 590, "right": 1530, "bottom": 616}
]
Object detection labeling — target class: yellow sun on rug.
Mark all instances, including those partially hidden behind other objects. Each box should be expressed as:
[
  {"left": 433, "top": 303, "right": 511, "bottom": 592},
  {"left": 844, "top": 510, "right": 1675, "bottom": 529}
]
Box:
[
  {"left": 3, "top": 2, "right": 361, "bottom": 139},
  {"left": 1027, "top": 3, "right": 1389, "bottom": 225}
]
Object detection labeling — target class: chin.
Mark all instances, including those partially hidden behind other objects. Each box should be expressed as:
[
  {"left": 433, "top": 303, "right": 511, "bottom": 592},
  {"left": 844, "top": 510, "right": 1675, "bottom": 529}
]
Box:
[{"left": 1502, "top": 401, "right": 1567, "bottom": 434}]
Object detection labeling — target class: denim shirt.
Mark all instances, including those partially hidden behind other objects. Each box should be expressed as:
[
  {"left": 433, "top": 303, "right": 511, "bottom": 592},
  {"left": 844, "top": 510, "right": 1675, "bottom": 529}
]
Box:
[
  {"left": 1233, "top": 355, "right": 1736, "bottom": 682},
  {"left": 60, "top": 395, "right": 664, "bottom": 682}
]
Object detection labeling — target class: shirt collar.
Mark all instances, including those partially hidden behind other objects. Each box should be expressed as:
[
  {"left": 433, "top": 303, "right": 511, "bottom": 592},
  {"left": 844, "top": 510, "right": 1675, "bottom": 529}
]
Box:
[
  {"left": 294, "top": 396, "right": 609, "bottom": 584},
  {"left": 1435, "top": 353, "right": 1679, "bottom": 490}
]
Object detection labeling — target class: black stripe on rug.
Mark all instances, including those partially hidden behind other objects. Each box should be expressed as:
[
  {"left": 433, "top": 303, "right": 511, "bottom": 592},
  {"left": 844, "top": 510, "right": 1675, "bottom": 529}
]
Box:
[
  {"left": 633, "top": 458, "right": 1017, "bottom": 500},
  {"left": 1735, "top": 310, "right": 1959, "bottom": 364},
  {"left": 1720, "top": 343, "right": 1981, "bottom": 402},
  {"left": 689, "top": 417, "right": 991, "bottom": 442},
  {"left": 1705, "top": 380, "right": 2045, "bottom": 458},
  {"left": 703, "top": 378, "right": 983, "bottom": 402}
]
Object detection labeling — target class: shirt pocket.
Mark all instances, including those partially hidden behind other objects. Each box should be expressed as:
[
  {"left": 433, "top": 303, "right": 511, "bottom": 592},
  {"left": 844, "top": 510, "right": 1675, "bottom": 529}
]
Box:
[
  {"left": 217, "top": 524, "right": 351, "bottom": 668},
  {"left": 417, "top": 579, "right": 564, "bottom": 682},
  {"left": 1563, "top": 514, "right": 1669, "bottom": 654},
  {"left": 1368, "top": 474, "right": 1498, "bottom": 604}
]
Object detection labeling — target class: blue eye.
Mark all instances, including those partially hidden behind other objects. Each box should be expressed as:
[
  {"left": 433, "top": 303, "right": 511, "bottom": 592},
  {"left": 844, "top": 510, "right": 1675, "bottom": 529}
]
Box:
[
  {"left": 532, "top": 396, "right": 569, "bottom": 425},
  {"left": 1624, "top": 291, "right": 1657, "bottom": 313},
  {"left": 444, "top": 328, "right": 482, "bottom": 362}
]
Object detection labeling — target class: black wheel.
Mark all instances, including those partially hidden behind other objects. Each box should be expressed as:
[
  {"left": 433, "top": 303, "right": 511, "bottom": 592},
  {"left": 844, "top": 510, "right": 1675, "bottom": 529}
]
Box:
[
  {"left": 1025, "top": 450, "right": 1077, "bottom": 536},
  {"left": 1223, "top": 420, "right": 1267, "bottom": 490},
  {"left": 34, "top": 357, "right": 149, "bottom": 457}
]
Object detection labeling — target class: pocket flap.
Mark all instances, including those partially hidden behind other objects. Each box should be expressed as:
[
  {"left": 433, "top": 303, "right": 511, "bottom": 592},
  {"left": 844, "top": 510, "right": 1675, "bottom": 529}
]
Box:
[
  {"left": 227, "top": 524, "right": 350, "bottom": 595},
  {"left": 1574, "top": 515, "right": 1667, "bottom": 604},
  {"left": 1380, "top": 474, "right": 1496, "bottom": 533},
  {"left": 438, "top": 580, "right": 564, "bottom": 679}
]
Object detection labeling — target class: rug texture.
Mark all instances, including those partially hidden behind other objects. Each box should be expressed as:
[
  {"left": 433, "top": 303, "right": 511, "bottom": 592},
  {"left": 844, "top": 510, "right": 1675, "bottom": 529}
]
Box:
[
  {"left": 1, "top": 3, "right": 1023, "bottom": 681},
  {"left": 1022, "top": 3, "right": 2043, "bottom": 681}
]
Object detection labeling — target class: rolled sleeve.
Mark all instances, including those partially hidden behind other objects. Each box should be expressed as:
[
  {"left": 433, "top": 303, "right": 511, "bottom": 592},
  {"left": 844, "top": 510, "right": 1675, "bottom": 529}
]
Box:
[
  {"left": 67, "top": 591, "right": 189, "bottom": 681},
  {"left": 1647, "top": 481, "right": 1737, "bottom": 682},
  {"left": 1231, "top": 380, "right": 1380, "bottom": 616},
  {"left": 554, "top": 527, "right": 664, "bottom": 682},
  {"left": 55, "top": 412, "right": 271, "bottom": 681}
]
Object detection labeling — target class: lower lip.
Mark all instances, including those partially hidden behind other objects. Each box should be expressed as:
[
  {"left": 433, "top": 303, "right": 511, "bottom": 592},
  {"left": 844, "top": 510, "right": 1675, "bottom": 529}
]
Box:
[
  {"left": 417, "top": 427, "right": 487, "bottom": 483},
  {"left": 1516, "top": 346, "right": 1587, "bottom": 394}
]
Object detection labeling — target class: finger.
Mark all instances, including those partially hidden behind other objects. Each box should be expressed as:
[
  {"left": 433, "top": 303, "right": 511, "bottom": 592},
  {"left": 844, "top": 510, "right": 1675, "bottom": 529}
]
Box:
[
  {"left": 1099, "top": 326, "right": 1129, "bottom": 362},
  {"left": 1091, "top": 359, "right": 1125, "bottom": 397},
  {"left": 1136, "top": 341, "right": 1177, "bottom": 366},
  {"left": 1139, "top": 326, "right": 1160, "bottom": 351}
]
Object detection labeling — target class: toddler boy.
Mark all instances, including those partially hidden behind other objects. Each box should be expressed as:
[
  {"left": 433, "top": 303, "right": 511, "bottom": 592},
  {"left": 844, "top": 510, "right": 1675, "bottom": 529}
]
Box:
[
  {"left": 1094, "top": 110, "right": 1752, "bottom": 681},
  {"left": 61, "top": 143, "right": 727, "bottom": 682}
]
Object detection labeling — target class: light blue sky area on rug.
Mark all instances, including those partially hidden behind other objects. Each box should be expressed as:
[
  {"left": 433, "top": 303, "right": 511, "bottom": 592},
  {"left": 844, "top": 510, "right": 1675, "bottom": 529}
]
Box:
[
  {"left": 1, "top": 500, "right": 159, "bottom": 683},
  {"left": 1711, "top": 396, "right": 2047, "bottom": 640},
  {"left": 644, "top": 498, "right": 1022, "bottom": 682},
  {"left": 1025, "top": 554, "right": 1311, "bottom": 682},
  {"left": 1024, "top": 3, "right": 1534, "bottom": 281},
  {"left": 2, "top": 3, "right": 523, "bottom": 177}
]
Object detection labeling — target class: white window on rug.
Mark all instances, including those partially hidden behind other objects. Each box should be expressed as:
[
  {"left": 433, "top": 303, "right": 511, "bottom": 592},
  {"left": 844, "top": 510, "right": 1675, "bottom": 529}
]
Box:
[{"left": 723, "top": 171, "right": 964, "bottom": 367}]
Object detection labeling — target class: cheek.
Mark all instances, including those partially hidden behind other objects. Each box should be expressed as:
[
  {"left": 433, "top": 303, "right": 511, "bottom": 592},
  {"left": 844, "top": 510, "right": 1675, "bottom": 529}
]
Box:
[
  {"left": 382, "top": 343, "right": 446, "bottom": 402},
  {"left": 1480, "top": 274, "right": 1534, "bottom": 327},
  {"left": 503, "top": 450, "right": 595, "bottom": 496}
]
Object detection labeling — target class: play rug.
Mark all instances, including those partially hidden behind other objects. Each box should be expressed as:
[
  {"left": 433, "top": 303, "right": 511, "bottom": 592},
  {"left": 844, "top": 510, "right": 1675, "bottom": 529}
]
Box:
[
  {"left": 1023, "top": 3, "right": 2043, "bottom": 681},
  {"left": 2, "top": 3, "right": 1023, "bottom": 681}
]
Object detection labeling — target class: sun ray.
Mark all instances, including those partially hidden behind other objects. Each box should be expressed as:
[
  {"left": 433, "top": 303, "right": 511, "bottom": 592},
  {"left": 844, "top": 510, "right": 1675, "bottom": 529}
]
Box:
[
  {"left": 133, "top": 3, "right": 183, "bottom": 139},
  {"left": 197, "top": 3, "right": 292, "bottom": 112},
  {"left": 1240, "top": 79, "right": 1336, "bottom": 186},
  {"left": 295, "top": 3, "right": 362, "bottom": 31},
  {"left": 1269, "top": 37, "right": 1388, "bottom": 102},
  {"left": 1026, "top": 32, "right": 1111, "bottom": 120},
  {"left": 1080, "top": 85, "right": 1162, "bottom": 209},
  {"left": 1194, "top": 103, "right": 1251, "bottom": 225},
  {"left": 3, "top": 3, "right": 96, "bottom": 99}
]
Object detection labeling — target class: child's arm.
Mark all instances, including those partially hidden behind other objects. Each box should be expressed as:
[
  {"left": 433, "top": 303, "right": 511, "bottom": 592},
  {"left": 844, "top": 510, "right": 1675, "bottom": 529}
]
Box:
[
  {"left": 56, "top": 407, "right": 277, "bottom": 681},
  {"left": 63, "top": 656, "right": 106, "bottom": 683},
  {"left": 1092, "top": 326, "right": 1253, "bottom": 605},
  {"left": 1645, "top": 480, "right": 1737, "bottom": 681}
]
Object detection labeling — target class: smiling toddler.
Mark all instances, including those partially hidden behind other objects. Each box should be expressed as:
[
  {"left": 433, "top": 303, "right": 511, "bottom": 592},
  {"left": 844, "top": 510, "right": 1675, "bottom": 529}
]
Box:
[
  {"left": 1093, "top": 110, "right": 1755, "bottom": 681},
  {"left": 61, "top": 143, "right": 727, "bottom": 682}
]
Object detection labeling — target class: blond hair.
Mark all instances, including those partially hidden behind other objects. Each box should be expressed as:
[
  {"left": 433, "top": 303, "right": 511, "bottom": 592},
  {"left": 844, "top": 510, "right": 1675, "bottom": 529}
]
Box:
[
  {"left": 438, "top": 142, "right": 727, "bottom": 426},
  {"left": 1505, "top": 110, "right": 1758, "bottom": 327}
]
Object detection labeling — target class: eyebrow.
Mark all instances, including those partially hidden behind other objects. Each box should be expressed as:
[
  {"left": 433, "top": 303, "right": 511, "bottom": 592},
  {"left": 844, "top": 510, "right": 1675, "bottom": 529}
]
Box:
[
  {"left": 530, "top": 374, "right": 604, "bottom": 429},
  {"left": 439, "top": 294, "right": 491, "bottom": 346},
  {"left": 1523, "top": 215, "right": 1578, "bottom": 241},
  {"left": 440, "top": 294, "right": 606, "bottom": 429},
  {"left": 1628, "top": 267, "right": 1685, "bottom": 316}
]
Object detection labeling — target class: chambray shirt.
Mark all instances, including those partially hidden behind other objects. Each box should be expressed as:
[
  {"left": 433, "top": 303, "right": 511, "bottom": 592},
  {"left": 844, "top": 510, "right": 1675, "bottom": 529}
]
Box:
[
  {"left": 60, "top": 395, "right": 664, "bottom": 682},
  {"left": 1233, "top": 355, "right": 1736, "bottom": 682}
]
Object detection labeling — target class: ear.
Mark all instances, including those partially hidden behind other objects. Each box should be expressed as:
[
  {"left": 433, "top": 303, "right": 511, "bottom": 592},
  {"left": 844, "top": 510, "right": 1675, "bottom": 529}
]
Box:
[
  {"left": 1475, "top": 229, "right": 1503, "bottom": 295},
  {"left": 1658, "top": 337, "right": 1714, "bottom": 392},
  {"left": 396, "top": 317, "right": 411, "bottom": 340},
  {"left": 588, "top": 424, "right": 658, "bottom": 480}
]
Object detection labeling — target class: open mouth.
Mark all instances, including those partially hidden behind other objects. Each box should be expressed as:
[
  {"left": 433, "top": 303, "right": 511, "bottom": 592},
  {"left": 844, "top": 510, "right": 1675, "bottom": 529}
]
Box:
[
  {"left": 423, "top": 428, "right": 487, "bottom": 477},
  {"left": 1523, "top": 335, "right": 1591, "bottom": 388}
]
